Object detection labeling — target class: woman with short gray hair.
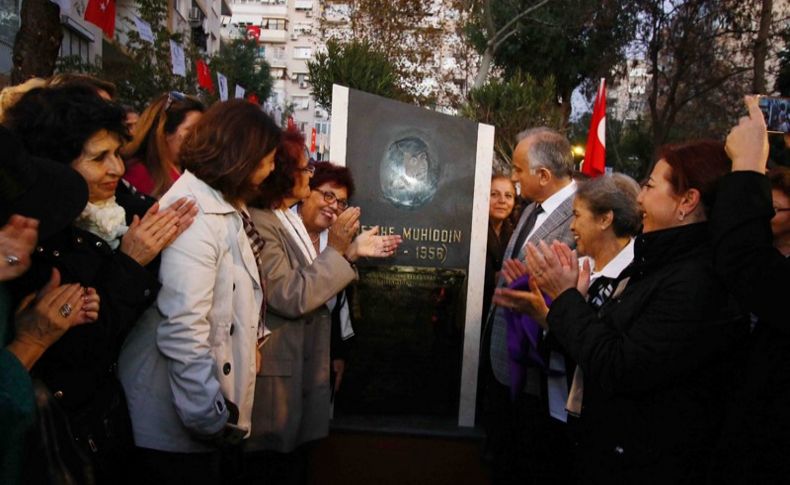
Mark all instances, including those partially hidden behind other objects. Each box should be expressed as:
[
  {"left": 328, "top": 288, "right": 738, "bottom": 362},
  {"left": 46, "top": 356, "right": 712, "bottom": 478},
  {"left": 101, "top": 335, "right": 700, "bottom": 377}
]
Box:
[{"left": 493, "top": 173, "right": 641, "bottom": 427}]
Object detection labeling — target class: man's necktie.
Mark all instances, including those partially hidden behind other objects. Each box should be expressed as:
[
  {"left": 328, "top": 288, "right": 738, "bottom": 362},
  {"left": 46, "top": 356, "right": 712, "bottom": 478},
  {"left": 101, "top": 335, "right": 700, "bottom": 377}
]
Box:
[{"left": 510, "top": 204, "right": 544, "bottom": 259}]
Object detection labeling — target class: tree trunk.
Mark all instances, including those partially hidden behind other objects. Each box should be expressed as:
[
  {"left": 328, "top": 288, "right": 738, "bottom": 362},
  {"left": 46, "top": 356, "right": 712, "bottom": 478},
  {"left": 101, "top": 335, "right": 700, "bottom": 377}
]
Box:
[
  {"left": 11, "top": 0, "right": 62, "bottom": 85},
  {"left": 752, "top": 0, "right": 773, "bottom": 94},
  {"left": 473, "top": 46, "right": 493, "bottom": 89}
]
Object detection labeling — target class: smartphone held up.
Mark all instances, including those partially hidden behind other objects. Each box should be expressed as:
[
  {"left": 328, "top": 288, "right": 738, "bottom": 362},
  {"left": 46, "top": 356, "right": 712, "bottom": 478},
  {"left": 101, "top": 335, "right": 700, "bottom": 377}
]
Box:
[{"left": 758, "top": 95, "right": 790, "bottom": 133}]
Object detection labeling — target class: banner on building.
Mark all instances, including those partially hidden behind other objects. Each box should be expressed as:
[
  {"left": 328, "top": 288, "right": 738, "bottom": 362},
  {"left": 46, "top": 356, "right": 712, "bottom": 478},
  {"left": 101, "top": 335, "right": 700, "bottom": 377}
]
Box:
[
  {"left": 169, "top": 40, "right": 186, "bottom": 77},
  {"left": 132, "top": 15, "right": 154, "bottom": 44},
  {"left": 50, "top": 0, "right": 73, "bottom": 14},
  {"left": 217, "top": 73, "right": 228, "bottom": 101},
  {"left": 235, "top": 85, "right": 245, "bottom": 99}
]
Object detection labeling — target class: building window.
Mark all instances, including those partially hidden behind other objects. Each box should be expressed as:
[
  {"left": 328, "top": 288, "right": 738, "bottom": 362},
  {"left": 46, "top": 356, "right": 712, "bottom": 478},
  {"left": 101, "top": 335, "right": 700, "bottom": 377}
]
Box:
[
  {"left": 60, "top": 26, "right": 91, "bottom": 65},
  {"left": 267, "top": 45, "right": 285, "bottom": 61},
  {"left": 262, "top": 18, "right": 287, "bottom": 30},
  {"left": 292, "top": 96, "right": 309, "bottom": 110},
  {"left": 293, "top": 47, "right": 312, "bottom": 60}
]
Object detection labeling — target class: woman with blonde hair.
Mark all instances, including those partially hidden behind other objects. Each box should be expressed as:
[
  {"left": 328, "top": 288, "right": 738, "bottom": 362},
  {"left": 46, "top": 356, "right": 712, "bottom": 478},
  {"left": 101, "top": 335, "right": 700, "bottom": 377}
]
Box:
[{"left": 122, "top": 91, "right": 204, "bottom": 198}]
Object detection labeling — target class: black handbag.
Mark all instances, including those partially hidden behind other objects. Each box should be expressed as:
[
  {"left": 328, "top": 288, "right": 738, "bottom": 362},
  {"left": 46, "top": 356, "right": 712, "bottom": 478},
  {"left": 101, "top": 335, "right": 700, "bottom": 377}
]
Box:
[
  {"left": 64, "top": 376, "right": 135, "bottom": 483},
  {"left": 24, "top": 379, "right": 95, "bottom": 485}
]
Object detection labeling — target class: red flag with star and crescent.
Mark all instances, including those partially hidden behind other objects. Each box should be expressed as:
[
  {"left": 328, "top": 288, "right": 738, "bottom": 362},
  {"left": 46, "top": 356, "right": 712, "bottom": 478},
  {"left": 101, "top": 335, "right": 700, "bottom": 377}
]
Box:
[
  {"left": 84, "top": 0, "right": 116, "bottom": 39},
  {"left": 582, "top": 78, "right": 606, "bottom": 178},
  {"left": 196, "top": 59, "right": 214, "bottom": 92}
]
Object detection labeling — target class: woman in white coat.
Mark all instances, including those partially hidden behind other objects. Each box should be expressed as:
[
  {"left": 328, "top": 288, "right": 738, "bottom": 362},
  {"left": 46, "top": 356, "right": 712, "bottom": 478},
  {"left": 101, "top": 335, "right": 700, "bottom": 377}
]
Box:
[{"left": 118, "top": 100, "right": 281, "bottom": 485}]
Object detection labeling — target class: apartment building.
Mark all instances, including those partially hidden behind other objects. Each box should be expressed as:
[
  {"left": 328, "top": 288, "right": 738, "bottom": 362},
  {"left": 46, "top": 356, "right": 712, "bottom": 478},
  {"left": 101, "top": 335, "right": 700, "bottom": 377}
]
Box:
[
  {"left": 226, "top": 0, "right": 329, "bottom": 153},
  {"left": 0, "top": 0, "right": 229, "bottom": 84},
  {"left": 608, "top": 58, "right": 650, "bottom": 124}
]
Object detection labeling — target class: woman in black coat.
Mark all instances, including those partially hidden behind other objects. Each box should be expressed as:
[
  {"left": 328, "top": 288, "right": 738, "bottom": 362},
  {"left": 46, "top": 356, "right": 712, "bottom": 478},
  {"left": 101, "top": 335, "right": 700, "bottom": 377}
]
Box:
[
  {"left": 3, "top": 84, "right": 195, "bottom": 483},
  {"left": 522, "top": 140, "right": 748, "bottom": 483}
]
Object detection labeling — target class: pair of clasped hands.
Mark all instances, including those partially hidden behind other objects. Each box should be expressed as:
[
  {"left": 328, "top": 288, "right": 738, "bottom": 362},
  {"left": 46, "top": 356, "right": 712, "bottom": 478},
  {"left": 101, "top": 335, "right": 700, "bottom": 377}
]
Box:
[
  {"left": 492, "top": 96, "right": 770, "bottom": 328},
  {"left": 1, "top": 197, "right": 198, "bottom": 369},
  {"left": 493, "top": 240, "right": 591, "bottom": 329}
]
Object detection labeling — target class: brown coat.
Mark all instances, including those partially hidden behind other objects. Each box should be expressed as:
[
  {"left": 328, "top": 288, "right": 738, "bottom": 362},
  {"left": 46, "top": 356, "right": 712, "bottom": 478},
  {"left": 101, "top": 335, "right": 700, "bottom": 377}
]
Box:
[{"left": 247, "top": 208, "right": 356, "bottom": 452}]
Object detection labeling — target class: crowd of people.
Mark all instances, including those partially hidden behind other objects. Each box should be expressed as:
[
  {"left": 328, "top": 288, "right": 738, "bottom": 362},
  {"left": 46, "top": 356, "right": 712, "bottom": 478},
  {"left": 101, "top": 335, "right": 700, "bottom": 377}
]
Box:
[{"left": 0, "top": 72, "right": 787, "bottom": 485}]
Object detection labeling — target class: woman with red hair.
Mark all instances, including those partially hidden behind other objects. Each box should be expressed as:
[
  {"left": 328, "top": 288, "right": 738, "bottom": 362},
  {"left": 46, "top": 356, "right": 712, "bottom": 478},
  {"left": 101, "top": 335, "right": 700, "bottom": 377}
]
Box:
[
  {"left": 515, "top": 140, "right": 748, "bottom": 482},
  {"left": 244, "top": 129, "right": 400, "bottom": 482}
]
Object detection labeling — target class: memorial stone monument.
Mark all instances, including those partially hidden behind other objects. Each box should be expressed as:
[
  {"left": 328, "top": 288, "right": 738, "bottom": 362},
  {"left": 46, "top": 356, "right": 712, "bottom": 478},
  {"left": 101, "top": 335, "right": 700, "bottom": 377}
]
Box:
[{"left": 330, "top": 86, "right": 493, "bottom": 427}]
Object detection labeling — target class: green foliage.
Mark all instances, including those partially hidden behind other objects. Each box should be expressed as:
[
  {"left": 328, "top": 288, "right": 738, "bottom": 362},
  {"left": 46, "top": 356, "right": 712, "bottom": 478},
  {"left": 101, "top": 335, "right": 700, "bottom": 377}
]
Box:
[
  {"left": 207, "top": 37, "right": 273, "bottom": 105},
  {"left": 465, "top": 0, "right": 637, "bottom": 120},
  {"left": 307, "top": 39, "right": 402, "bottom": 112},
  {"left": 55, "top": 55, "right": 104, "bottom": 77},
  {"left": 461, "top": 73, "right": 562, "bottom": 164},
  {"left": 100, "top": 0, "right": 199, "bottom": 110}
]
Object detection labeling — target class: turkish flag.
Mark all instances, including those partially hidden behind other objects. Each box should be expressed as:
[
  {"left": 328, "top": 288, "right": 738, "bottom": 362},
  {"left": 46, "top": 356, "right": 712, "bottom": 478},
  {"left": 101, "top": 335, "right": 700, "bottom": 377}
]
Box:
[
  {"left": 582, "top": 78, "right": 606, "bottom": 178},
  {"left": 196, "top": 59, "right": 214, "bottom": 92},
  {"left": 246, "top": 26, "right": 261, "bottom": 41},
  {"left": 310, "top": 128, "right": 317, "bottom": 152},
  {"left": 247, "top": 93, "right": 260, "bottom": 105},
  {"left": 84, "top": 0, "right": 116, "bottom": 39}
]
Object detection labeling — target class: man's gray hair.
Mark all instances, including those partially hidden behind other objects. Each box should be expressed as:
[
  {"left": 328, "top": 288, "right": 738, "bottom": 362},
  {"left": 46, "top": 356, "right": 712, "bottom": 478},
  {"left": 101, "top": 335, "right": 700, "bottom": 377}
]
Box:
[
  {"left": 515, "top": 126, "right": 553, "bottom": 143},
  {"left": 525, "top": 130, "right": 574, "bottom": 178}
]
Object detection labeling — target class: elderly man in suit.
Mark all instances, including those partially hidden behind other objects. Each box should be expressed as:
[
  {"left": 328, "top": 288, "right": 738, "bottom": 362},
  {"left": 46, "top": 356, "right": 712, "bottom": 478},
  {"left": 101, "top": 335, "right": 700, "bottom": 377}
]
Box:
[{"left": 482, "top": 128, "right": 577, "bottom": 484}]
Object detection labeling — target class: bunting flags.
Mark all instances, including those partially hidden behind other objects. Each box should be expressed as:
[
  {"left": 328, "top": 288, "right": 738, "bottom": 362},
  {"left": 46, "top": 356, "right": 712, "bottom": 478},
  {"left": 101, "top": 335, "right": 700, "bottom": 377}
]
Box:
[
  {"left": 84, "top": 0, "right": 116, "bottom": 38},
  {"left": 235, "top": 85, "right": 246, "bottom": 99},
  {"left": 582, "top": 78, "right": 606, "bottom": 178}
]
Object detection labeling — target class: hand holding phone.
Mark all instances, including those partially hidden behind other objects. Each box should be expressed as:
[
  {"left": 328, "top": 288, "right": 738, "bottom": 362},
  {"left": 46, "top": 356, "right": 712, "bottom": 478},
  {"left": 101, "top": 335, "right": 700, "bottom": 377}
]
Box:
[{"left": 758, "top": 95, "right": 790, "bottom": 133}]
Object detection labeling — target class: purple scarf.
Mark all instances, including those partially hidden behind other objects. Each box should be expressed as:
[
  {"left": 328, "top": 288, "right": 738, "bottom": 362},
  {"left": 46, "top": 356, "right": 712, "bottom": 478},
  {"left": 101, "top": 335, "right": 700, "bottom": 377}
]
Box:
[{"left": 504, "top": 274, "right": 552, "bottom": 401}]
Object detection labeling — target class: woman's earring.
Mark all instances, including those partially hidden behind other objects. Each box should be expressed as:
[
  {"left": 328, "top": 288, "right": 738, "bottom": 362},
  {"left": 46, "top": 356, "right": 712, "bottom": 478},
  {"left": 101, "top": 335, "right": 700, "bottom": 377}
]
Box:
[{"left": 678, "top": 211, "right": 685, "bottom": 221}]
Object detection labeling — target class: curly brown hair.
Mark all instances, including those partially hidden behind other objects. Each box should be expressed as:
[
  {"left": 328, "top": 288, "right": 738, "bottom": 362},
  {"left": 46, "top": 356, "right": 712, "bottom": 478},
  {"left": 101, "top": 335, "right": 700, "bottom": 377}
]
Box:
[{"left": 310, "top": 161, "right": 355, "bottom": 198}]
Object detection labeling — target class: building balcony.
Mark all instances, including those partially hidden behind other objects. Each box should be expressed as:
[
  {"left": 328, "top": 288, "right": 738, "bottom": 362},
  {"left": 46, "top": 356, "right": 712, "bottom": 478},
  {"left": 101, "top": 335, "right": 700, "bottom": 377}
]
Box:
[
  {"left": 260, "top": 29, "right": 287, "bottom": 42},
  {"left": 267, "top": 57, "right": 287, "bottom": 68},
  {"left": 258, "top": 4, "right": 287, "bottom": 16}
]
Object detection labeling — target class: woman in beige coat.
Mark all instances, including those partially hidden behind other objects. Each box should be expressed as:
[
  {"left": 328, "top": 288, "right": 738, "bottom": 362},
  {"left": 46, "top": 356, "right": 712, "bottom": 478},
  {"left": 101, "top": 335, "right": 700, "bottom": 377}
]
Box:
[{"left": 245, "top": 129, "right": 400, "bottom": 483}]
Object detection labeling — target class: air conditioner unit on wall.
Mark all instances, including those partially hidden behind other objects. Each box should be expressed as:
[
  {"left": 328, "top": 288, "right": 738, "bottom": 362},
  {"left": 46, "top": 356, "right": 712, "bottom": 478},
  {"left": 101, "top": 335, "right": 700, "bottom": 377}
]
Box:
[{"left": 290, "top": 33, "right": 299, "bottom": 40}]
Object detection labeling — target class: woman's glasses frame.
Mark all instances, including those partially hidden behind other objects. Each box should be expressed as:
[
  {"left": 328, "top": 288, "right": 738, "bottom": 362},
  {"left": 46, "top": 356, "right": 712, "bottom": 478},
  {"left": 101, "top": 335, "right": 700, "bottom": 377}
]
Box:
[{"left": 315, "top": 189, "right": 349, "bottom": 211}]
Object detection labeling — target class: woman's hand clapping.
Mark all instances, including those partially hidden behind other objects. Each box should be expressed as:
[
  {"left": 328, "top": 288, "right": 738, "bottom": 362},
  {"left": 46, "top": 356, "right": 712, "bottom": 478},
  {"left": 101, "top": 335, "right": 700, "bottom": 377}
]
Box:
[
  {"left": 121, "top": 197, "right": 198, "bottom": 266},
  {"left": 346, "top": 226, "right": 402, "bottom": 261},
  {"left": 327, "top": 207, "right": 360, "bottom": 256}
]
